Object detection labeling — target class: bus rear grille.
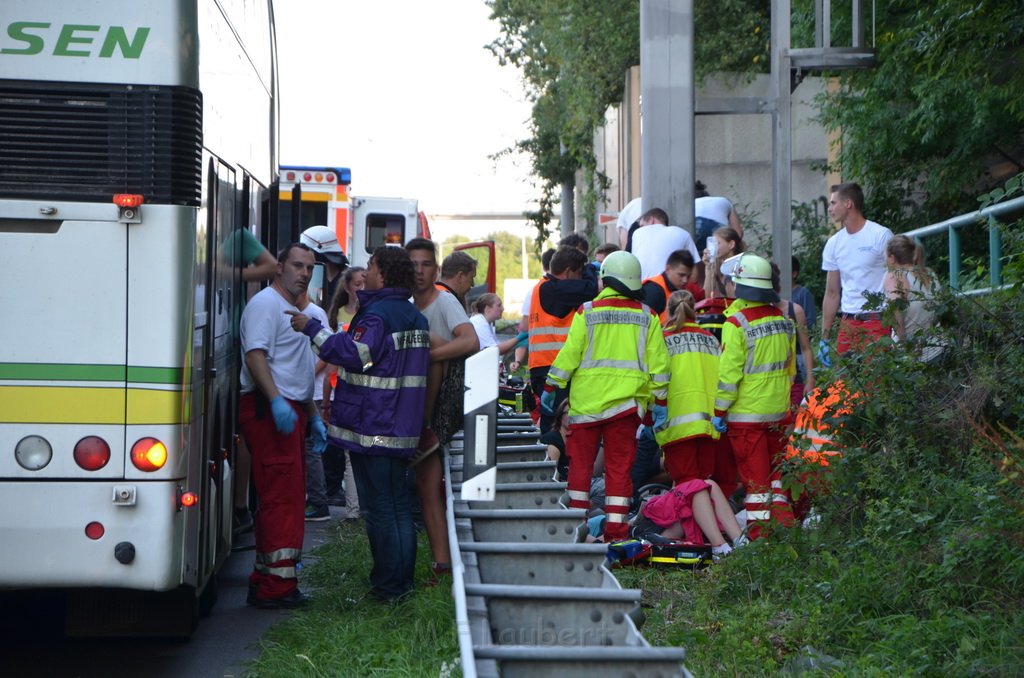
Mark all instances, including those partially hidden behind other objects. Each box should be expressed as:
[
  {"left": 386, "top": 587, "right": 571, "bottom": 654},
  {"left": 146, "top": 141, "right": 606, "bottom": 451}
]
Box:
[{"left": 0, "top": 80, "right": 202, "bottom": 206}]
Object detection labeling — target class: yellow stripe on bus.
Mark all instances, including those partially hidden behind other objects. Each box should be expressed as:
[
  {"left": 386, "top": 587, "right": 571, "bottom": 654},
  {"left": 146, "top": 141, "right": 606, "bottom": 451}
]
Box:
[{"left": 0, "top": 386, "right": 184, "bottom": 425}]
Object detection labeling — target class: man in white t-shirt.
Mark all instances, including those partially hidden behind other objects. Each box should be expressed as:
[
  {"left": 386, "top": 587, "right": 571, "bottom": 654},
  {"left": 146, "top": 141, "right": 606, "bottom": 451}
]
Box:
[
  {"left": 616, "top": 196, "right": 643, "bottom": 250},
  {"left": 820, "top": 182, "right": 894, "bottom": 359},
  {"left": 238, "top": 243, "right": 327, "bottom": 608},
  {"left": 630, "top": 207, "right": 701, "bottom": 280}
]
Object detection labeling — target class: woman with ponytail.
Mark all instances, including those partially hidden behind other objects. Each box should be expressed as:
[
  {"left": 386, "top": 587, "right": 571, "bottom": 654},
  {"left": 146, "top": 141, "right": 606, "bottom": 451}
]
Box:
[
  {"left": 655, "top": 290, "right": 722, "bottom": 483},
  {"left": 883, "top": 235, "right": 945, "bottom": 363}
]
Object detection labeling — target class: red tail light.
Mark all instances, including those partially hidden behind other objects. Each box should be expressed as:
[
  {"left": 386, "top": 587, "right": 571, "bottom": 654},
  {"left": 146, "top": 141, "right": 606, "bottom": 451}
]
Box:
[
  {"left": 74, "top": 436, "right": 111, "bottom": 471},
  {"left": 85, "top": 522, "right": 105, "bottom": 540},
  {"left": 180, "top": 492, "right": 198, "bottom": 508}
]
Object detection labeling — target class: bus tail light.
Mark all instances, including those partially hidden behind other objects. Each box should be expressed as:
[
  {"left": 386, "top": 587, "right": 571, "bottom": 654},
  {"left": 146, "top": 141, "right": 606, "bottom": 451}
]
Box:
[
  {"left": 74, "top": 436, "right": 110, "bottom": 471},
  {"left": 180, "top": 491, "right": 198, "bottom": 508},
  {"left": 130, "top": 437, "right": 167, "bottom": 472},
  {"left": 112, "top": 194, "right": 144, "bottom": 208},
  {"left": 16, "top": 435, "right": 53, "bottom": 471}
]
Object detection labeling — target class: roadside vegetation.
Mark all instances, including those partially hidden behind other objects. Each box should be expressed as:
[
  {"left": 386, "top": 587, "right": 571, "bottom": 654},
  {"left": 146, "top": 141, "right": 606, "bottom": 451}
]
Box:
[{"left": 244, "top": 520, "right": 459, "bottom": 677}]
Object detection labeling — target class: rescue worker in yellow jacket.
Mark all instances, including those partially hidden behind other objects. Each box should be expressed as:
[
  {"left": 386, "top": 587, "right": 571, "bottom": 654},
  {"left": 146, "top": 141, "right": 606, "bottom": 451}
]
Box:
[
  {"left": 712, "top": 253, "right": 795, "bottom": 540},
  {"left": 655, "top": 289, "right": 721, "bottom": 484},
  {"left": 544, "top": 251, "right": 671, "bottom": 541}
]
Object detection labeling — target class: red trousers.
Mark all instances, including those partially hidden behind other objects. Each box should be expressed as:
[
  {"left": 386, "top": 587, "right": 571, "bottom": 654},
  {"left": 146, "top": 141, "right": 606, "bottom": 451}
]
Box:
[
  {"left": 566, "top": 412, "right": 639, "bottom": 541},
  {"left": 663, "top": 435, "right": 716, "bottom": 484},
  {"left": 239, "top": 393, "right": 308, "bottom": 599},
  {"left": 711, "top": 435, "right": 739, "bottom": 499},
  {"left": 728, "top": 424, "right": 793, "bottom": 540},
  {"left": 837, "top": 317, "right": 889, "bottom": 354}
]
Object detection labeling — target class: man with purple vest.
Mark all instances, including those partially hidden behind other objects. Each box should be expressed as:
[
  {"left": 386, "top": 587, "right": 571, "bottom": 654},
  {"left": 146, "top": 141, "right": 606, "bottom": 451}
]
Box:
[{"left": 289, "top": 246, "right": 429, "bottom": 603}]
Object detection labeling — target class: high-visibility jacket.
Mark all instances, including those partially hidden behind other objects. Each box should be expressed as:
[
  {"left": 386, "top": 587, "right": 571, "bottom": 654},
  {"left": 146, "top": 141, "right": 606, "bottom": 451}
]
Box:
[
  {"left": 527, "top": 277, "right": 574, "bottom": 369},
  {"left": 656, "top": 322, "right": 721, "bottom": 446},
  {"left": 547, "top": 287, "right": 670, "bottom": 426},
  {"left": 715, "top": 298, "right": 794, "bottom": 425},
  {"left": 785, "top": 380, "right": 855, "bottom": 465}
]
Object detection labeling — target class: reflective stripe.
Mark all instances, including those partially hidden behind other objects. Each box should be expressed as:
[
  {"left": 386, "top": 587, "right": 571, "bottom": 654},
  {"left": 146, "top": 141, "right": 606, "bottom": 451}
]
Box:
[
  {"left": 531, "top": 341, "right": 569, "bottom": 353},
  {"left": 727, "top": 411, "right": 788, "bottom": 423},
  {"left": 652, "top": 372, "right": 672, "bottom": 383},
  {"left": 718, "top": 382, "right": 738, "bottom": 392},
  {"left": 311, "top": 327, "right": 333, "bottom": 353},
  {"left": 605, "top": 495, "right": 631, "bottom": 507},
  {"left": 605, "top": 512, "right": 627, "bottom": 523},
  {"left": 327, "top": 423, "right": 418, "bottom": 450},
  {"left": 547, "top": 366, "right": 572, "bottom": 382},
  {"left": 585, "top": 309, "right": 650, "bottom": 328},
  {"left": 529, "top": 326, "right": 571, "bottom": 338},
  {"left": 772, "top": 494, "right": 791, "bottom": 505},
  {"left": 391, "top": 329, "right": 430, "bottom": 350},
  {"left": 353, "top": 340, "right": 373, "bottom": 369},
  {"left": 771, "top": 480, "right": 783, "bottom": 489},
  {"left": 748, "top": 360, "right": 790, "bottom": 374},
  {"left": 745, "top": 493, "right": 771, "bottom": 504},
  {"left": 579, "top": 358, "right": 642, "bottom": 371},
  {"left": 567, "top": 490, "right": 590, "bottom": 501},
  {"left": 340, "top": 372, "right": 427, "bottom": 390},
  {"left": 714, "top": 397, "right": 733, "bottom": 410},
  {"left": 665, "top": 412, "right": 710, "bottom": 429},
  {"left": 254, "top": 564, "right": 297, "bottom": 579},
  {"left": 568, "top": 400, "right": 636, "bottom": 426},
  {"left": 746, "top": 510, "right": 771, "bottom": 520},
  {"left": 257, "top": 547, "right": 302, "bottom": 564}
]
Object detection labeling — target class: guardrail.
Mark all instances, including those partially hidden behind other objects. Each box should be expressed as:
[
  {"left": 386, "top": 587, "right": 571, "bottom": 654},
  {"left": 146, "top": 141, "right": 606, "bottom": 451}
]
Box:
[
  {"left": 445, "top": 412, "right": 691, "bottom": 677},
  {"left": 904, "top": 194, "right": 1024, "bottom": 294}
]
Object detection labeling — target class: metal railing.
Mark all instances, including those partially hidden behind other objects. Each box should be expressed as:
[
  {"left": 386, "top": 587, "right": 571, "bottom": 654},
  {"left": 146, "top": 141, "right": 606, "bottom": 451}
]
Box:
[{"left": 904, "top": 195, "right": 1024, "bottom": 294}]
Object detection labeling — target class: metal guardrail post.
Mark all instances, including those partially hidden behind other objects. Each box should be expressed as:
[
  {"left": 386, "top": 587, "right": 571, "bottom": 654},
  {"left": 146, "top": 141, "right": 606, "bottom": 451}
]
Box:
[
  {"left": 948, "top": 224, "right": 961, "bottom": 289},
  {"left": 989, "top": 214, "right": 1003, "bottom": 289}
]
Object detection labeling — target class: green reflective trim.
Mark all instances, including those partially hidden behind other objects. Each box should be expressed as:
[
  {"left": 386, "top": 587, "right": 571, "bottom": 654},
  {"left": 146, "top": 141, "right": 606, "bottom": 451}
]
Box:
[{"left": 0, "top": 362, "right": 182, "bottom": 384}]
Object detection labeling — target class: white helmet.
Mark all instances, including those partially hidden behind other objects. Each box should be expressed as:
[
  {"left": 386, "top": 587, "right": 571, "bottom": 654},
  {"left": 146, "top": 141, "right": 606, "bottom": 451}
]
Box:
[{"left": 300, "top": 225, "right": 348, "bottom": 266}]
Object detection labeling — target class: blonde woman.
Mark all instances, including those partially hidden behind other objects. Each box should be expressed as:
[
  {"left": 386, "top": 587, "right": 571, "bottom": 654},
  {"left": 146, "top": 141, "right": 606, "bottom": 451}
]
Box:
[{"left": 883, "top": 235, "right": 945, "bottom": 363}]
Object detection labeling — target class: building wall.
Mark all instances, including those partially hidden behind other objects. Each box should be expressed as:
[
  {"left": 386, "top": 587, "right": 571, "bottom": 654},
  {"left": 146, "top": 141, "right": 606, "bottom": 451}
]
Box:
[{"left": 595, "top": 69, "right": 832, "bottom": 245}]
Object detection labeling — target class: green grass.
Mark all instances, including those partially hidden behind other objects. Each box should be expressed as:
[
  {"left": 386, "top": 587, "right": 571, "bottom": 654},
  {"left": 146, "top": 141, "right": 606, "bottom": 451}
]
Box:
[{"left": 243, "top": 519, "right": 460, "bottom": 677}]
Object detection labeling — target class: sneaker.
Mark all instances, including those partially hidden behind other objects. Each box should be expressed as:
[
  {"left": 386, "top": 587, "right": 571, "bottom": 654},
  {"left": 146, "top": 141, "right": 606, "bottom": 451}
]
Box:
[
  {"left": 249, "top": 589, "right": 311, "bottom": 609},
  {"left": 407, "top": 427, "right": 440, "bottom": 467},
  {"left": 304, "top": 505, "right": 330, "bottom": 522}
]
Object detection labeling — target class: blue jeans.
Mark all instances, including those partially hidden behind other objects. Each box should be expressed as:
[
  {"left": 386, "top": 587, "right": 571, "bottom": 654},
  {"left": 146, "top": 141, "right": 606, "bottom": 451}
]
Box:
[{"left": 350, "top": 453, "right": 416, "bottom": 601}]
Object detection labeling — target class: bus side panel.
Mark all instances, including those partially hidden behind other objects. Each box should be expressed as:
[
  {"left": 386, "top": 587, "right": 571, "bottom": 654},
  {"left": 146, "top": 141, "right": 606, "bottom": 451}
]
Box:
[{"left": 0, "top": 481, "right": 186, "bottom": 589}]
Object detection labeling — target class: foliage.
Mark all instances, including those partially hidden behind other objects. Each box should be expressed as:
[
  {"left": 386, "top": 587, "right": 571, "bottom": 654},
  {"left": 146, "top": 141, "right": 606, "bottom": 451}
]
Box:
[
  {"left": 818, "top": 0, "right": 1024, "bottom": 234},
  {"left": 245, "top": 521, "right": 459, "bottom": 677},
  {"left": 441, "top": 230, "right": 548, "bottom": 315}
]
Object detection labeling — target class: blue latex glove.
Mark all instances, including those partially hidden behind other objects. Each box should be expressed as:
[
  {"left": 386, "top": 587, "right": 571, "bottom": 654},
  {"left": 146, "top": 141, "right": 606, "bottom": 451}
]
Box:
[
  {"left": 651, "top": 404, "right": 668, "bottom": 430},
  {"left": 310, "top": 416, "right": 328, "bottom": 455},
  {"left": 270, "top": 395, "right": 297, "bottom": 435},
  {"left": 818, "top": 339, "right": 832, "bottom": 368},
  {"left": 540, "top": 389, "right": 556, "bottom": 416},
  {"left": 711, "top": 416, "right": 728, "bottom": 434}
]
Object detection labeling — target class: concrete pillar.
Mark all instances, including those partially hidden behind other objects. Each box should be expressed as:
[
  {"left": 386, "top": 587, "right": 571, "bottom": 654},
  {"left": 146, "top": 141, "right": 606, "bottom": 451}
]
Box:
[{"left": 640, "top": 0, "right": 695, "bottom": 232}]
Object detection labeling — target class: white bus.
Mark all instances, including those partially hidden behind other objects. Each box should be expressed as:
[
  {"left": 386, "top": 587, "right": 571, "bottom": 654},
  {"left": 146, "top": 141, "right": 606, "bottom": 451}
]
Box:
[{"left": 0, "top": 0, "right": 277, "bottom": 635}]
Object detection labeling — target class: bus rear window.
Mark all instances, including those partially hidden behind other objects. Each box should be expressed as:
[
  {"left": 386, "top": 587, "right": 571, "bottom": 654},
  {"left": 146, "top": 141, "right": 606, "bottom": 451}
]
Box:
[{"left": 365, "top": 213, "right": 405, "bottom": 252}]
